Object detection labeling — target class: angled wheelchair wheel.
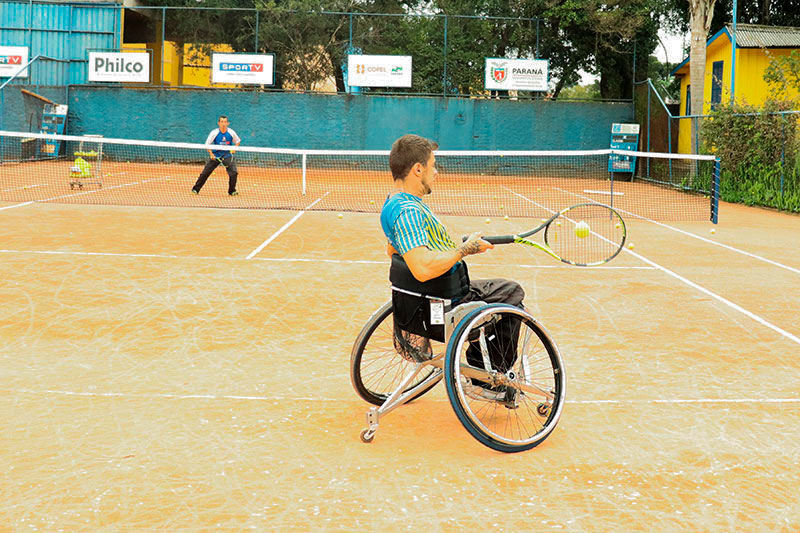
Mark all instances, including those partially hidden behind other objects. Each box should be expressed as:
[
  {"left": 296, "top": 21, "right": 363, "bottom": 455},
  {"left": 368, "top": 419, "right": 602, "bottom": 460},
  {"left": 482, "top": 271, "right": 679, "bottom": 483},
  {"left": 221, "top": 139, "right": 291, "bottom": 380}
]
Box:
[
  {"left": 444, "top": 304, "right": 566, "bottom": 453},
  {"left": 350, "top": 300, "right": 442, "bottom": 407}
]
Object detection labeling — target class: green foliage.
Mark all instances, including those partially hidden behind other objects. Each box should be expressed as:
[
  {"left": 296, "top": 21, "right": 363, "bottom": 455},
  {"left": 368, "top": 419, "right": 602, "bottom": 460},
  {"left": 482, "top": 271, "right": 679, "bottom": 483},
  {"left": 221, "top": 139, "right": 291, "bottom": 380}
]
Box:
[
  {"left": 763, "top": 50, "right": 800, "bottom": 98},
  {"left": 702, "top": 99, "right": 800, "bottom": 213},
  {"left": 559, "top": 81, "right": 601, "bottom": 100}
]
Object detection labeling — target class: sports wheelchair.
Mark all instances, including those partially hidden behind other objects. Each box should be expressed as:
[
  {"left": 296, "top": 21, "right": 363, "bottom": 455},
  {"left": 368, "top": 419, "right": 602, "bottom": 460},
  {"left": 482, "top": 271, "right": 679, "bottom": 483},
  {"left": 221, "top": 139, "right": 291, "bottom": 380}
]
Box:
[{"left": 350, "top": 256, "right": 566, "bottom": 453}]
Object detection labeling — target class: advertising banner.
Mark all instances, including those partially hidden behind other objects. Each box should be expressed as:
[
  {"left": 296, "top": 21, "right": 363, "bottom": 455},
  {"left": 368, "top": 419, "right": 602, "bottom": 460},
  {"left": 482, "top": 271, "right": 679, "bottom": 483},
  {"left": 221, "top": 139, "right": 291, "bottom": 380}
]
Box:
[
  {"left": 0, "top": 46, "right": 29, "bottom": 78},
  {"left": 485, "top": 58, "right": 549, "bottom": 91},
  {"left": 212, "top": 53, "right": 275, "bottom": 85},
  {"left": 88, "top": 52, "right": 150, "bottom": 82},
  {"left": 347, "top": 55, "right": 412, "bottom": 88}
]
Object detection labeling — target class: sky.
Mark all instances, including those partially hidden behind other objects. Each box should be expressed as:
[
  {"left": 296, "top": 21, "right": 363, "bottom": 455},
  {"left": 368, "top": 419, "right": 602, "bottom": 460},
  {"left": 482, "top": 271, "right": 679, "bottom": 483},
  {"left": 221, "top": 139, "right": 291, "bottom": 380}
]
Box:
[{"left": 578, "top": 28, "right": 689, "bottom": 85}]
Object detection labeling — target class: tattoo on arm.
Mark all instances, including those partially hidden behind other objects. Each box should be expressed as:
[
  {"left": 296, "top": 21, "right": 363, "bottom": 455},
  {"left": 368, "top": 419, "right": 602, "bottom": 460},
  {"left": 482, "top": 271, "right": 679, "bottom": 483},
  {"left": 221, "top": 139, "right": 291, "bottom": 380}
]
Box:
[{"left": 457, "top": 238, "right": 482, "bottom": 258}]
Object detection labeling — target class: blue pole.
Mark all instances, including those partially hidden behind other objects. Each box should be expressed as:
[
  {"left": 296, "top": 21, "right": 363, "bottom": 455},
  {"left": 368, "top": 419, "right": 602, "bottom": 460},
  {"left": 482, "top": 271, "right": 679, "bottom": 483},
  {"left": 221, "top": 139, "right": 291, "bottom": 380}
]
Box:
[{"left": 731, "top": 0, "right": 737, "bottom": 102}]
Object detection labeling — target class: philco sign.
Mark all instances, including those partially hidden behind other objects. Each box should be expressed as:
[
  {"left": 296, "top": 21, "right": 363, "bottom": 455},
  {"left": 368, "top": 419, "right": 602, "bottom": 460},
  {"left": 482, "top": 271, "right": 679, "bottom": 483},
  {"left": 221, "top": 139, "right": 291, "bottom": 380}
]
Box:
[
  {"left": 88, "top": 52, "right": 150, "bottom": 83},
  {"left": 485, "top": 58, "right": 549, "bottom": 92}
]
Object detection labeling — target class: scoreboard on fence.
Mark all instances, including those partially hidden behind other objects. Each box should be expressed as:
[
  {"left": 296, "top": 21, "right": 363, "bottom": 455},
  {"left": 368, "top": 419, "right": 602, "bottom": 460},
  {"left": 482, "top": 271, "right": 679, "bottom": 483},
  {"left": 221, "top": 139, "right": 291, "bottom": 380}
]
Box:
[
  {"left": 608, "top": 123, "right": 640, "bottom": 173},
  {"left": 39, "top": 103, "right": 68, "bottom": 157}
]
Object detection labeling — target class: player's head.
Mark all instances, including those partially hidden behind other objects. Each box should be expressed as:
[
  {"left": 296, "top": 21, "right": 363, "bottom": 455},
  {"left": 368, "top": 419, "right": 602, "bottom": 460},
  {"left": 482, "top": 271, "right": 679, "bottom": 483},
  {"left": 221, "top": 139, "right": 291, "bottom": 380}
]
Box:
[
  {"left": 389, "top": 134, "right": 438, "bottom": 194},
  {"left": 218, "top": 115, "right": 229, "bottom": 131}
]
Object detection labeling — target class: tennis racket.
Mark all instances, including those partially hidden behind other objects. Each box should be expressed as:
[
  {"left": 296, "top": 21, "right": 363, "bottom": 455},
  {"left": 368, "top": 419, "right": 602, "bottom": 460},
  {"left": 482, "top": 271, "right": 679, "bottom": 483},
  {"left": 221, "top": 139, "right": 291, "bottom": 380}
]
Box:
[
  {"left": 216, "top": 155, "right": 232, "bottom": 168},
  {"left": 474, "top": 203, "right": 627, "bottom": 267}
]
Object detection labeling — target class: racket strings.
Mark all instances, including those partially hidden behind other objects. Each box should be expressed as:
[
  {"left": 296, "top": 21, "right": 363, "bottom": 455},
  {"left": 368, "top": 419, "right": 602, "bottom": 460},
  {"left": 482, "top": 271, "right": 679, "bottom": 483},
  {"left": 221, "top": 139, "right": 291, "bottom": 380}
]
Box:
[{"left": 545, "top": 205, "right": 625, "bottom": 265}]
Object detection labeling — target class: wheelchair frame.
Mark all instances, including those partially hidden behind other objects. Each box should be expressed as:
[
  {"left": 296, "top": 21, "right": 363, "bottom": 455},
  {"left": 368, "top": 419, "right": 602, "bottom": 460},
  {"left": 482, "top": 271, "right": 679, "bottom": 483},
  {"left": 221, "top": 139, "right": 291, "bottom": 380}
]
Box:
[{"left": 350, "top": 287, "right": 567, "bottom": 453}]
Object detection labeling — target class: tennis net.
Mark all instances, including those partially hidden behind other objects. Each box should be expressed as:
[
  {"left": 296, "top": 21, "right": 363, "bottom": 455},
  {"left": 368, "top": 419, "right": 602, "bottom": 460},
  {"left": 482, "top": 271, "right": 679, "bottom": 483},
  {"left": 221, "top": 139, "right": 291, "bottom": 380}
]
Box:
[{"left": 0, "top": 130, "right": 720, "bottom": 221}]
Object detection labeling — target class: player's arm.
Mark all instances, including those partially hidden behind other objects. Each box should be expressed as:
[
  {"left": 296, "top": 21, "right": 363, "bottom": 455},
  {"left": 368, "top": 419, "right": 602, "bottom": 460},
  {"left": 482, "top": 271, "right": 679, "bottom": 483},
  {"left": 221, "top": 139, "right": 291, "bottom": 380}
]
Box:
[
  {"left": 402, "top": 233, "right": 492, "bottom": 282},
  {"left": 230, "top": 129, "right": 241, "bottom": 155},
  {"left": 206, "top": 130, "right": 217, "bottom": 159}
]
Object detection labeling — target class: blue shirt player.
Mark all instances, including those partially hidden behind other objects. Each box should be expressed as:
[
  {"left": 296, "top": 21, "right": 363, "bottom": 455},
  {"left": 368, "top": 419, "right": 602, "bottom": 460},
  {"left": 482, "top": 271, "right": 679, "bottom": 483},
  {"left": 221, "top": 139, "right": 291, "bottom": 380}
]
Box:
[{"left": 192, "top": 115, "right": 242, "bottom": 196}]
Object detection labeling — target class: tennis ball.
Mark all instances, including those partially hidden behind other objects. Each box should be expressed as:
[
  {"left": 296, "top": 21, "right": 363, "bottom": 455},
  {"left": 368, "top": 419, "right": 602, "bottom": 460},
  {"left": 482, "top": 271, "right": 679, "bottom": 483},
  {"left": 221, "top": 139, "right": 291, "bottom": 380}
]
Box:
[
  {"left": 337, "top": 213, "right": 343, "bottom": 219},
  {"left": 575, "top": 221, "right": 590, "bottom": 238},
  {"left": 710, "top": 228, "right": 716, "bottom": 234},
  {"left": 504, "top": 215, "right": 509, "bottom": 220},
  {"left": 627, "top": 242, "right": 635, "bottom": 250},
  {"left": 485, "top": 218, "right": 491, "bottom": 224},
  {"left": 369, "top": 199, "right": 375, "bottom": 204}
]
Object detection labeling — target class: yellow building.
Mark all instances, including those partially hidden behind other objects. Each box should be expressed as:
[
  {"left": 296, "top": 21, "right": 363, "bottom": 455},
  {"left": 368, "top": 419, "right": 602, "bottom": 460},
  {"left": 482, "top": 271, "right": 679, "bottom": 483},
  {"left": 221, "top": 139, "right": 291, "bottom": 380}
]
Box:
[{"left": 671, "top": 23, "right": 800, "bottom": 153}]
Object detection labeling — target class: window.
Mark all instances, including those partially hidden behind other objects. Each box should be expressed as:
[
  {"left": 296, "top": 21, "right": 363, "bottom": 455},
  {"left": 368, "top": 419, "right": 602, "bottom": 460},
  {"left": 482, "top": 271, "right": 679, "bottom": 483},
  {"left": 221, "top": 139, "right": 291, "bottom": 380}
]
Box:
[
  {"left": 685, "top": 85, "right": 691, "bottom": 115},
  {"left": 711, "top": 61, "right": 724, "bottom": 109}
]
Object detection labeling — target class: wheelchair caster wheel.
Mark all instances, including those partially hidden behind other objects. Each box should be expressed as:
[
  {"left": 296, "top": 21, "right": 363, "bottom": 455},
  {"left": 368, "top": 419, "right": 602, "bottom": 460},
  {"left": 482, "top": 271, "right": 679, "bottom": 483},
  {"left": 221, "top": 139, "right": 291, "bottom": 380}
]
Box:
[
  {"left": 537, "top": 403, "right": 551, "bottom": 416},
  {"left": 360, "top": 429, "right": 375, "bottom": 443}
]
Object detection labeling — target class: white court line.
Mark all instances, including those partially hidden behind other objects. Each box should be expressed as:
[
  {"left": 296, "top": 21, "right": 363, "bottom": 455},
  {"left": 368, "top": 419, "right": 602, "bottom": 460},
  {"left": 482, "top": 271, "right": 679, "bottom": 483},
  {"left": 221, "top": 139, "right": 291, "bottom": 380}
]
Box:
[
  {"left": 584, "top": 189, "right": 624, "bottom": 196},
  {"left": 0, "top": 176, "right": 173, "bottom": 211},
  {"left": 1, "top": 184, "right": 44, "bottom": 193},
  {"left": 0, "top": 201, "right": 34, "bottom": 211},
  {"left": 0, "top": 249, "right": 654, "bottom": 270},
  {"left": 507, "top": 187, "right": 800, "bottom": 347},
  {"left": 245, "top": 193, "right": 329, "bottom": 259},
  {"left": 626, "top": 246, "right": 800, "bottom": 345},
  {"left": 555, "top": 186, "right": 800, "bottom": 276},
  {"left": 5, "top": 388, "right": 800, "bottom": 404}
]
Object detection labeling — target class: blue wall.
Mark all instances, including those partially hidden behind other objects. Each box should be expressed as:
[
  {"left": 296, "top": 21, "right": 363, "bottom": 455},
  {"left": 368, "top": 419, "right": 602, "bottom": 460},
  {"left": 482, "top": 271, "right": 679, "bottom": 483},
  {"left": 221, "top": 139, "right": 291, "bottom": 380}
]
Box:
[{"left": 2, "top": 86, "right": 632, "bottom": 150}]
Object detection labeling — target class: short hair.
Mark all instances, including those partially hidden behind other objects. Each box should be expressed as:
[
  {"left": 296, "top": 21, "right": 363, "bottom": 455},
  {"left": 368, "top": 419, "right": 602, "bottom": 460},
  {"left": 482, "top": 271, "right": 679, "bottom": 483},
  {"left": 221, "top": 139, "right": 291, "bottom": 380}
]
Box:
[
  {"left": 218, "top": 115, "right": 228, "bottom": 121},
  {"left": 389, "top": 134, "right": 438, "bottom": 181}
]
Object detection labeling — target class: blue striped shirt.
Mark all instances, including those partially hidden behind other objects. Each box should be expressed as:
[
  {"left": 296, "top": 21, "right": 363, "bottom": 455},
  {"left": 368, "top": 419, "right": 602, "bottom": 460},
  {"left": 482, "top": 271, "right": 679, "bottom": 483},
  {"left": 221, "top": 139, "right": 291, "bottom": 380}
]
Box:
[{"left": 380, "top": 192, "right": 457, "bottom": 255}]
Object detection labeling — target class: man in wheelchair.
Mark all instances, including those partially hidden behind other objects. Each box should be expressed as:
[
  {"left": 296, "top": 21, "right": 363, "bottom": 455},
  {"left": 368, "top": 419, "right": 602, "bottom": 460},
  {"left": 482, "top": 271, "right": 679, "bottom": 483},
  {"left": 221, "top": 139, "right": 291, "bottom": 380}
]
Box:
[{"left": 380, "top": 134, "right": 526, "bottom": 405}]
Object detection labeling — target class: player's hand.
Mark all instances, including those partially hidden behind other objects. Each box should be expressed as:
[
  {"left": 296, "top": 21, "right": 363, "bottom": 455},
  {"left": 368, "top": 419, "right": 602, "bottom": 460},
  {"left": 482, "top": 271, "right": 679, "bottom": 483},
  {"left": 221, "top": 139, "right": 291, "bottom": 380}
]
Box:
[
  {"left": 386, "top": 243, "right": 399, "bottom": 257},
  {"left": 458, "top": 232, "right": 493, "bottom": 258}
]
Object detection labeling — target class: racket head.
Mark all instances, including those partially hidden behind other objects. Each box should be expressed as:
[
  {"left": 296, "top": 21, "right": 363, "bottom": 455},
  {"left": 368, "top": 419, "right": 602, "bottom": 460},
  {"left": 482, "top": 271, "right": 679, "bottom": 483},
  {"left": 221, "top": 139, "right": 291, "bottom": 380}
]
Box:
[{"left": 542, "top": 203, "right": 626, "bottom": 266}]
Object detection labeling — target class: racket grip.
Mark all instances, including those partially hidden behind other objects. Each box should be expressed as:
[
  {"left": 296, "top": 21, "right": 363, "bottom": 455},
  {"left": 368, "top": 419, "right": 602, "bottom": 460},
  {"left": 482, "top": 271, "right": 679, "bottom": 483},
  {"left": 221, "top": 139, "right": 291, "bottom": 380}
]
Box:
[
  {"left": 484, "top": 235, "right": 515, "bottom": 245},
  {"left": 461, "top": 234, "right": 514, "bottom": 245}
]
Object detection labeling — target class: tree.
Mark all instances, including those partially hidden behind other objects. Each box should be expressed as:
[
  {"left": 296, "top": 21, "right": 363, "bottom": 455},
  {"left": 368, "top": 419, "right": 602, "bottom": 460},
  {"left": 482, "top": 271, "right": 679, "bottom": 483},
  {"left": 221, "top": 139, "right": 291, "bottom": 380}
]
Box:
[{"left": 689, "top": 0, "right": 717, "bottom": 153}]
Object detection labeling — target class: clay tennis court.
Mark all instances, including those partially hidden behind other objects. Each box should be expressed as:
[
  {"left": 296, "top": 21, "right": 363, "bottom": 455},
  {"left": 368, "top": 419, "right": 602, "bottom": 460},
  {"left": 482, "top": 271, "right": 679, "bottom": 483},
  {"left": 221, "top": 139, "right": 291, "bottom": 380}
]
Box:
[{"left": 1, "top": 178, "right": 798, "bottom": 528}]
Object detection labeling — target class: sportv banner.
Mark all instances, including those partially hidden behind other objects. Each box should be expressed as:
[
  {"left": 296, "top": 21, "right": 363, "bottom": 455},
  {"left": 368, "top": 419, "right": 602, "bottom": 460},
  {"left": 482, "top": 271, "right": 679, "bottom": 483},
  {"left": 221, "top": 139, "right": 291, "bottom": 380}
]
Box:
[
  {"left": 212, "top": 53, "right": 275, "bottom": 85},
  {"left": 485, "top": 58, "right": 549, "bottom": 92},
  {"left": 347, "top": 55, "right": 412, "bottom": 88},
  {"left": 0, "top": 46, "right": 29, "bottom": 78},
  {"left": 88, "top": 52, "right": 150, "bottom": 82}
]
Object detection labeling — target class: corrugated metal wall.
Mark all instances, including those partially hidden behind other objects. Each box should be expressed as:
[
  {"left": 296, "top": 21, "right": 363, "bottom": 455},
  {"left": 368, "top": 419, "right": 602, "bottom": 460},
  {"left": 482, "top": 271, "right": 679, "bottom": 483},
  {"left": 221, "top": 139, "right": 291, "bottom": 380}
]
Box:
[{"left": 0, "top": 0, "right": 120, "bottom": 85}]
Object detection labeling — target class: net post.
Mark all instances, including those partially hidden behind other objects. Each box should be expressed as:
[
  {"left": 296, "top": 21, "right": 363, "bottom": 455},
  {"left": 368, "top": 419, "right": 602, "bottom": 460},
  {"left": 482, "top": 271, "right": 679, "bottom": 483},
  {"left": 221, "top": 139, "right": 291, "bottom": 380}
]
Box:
[
  {"left": 301, "top": 153, "right": 307, "bottom": 195},
  {"left": 711, "top": 157, "right": 720, "bottom": 224}
]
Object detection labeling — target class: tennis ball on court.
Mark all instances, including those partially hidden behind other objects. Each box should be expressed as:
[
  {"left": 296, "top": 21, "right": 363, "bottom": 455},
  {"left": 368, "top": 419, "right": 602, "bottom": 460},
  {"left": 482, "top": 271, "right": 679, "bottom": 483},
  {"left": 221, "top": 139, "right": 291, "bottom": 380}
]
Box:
[
  {"left": 369, "top": 199, "right": 375, "bottom": 204},
  {"left": 710, "top": 228, "right": 716, "bottom": 234},
  {"left": 627, "top": 242, "right": 635, "bottom": 250},
  {"left": 575, "top": 221, "right": 590, "bottom": 239},
  {"left": 485, "top": 218, "right": 491, "bottom": 224},
  {"left": 337, "top": 213, "right": 343, "bottom": 218},
  {"left": 503, "top": 215, "right": 509, "bottom": 220}
]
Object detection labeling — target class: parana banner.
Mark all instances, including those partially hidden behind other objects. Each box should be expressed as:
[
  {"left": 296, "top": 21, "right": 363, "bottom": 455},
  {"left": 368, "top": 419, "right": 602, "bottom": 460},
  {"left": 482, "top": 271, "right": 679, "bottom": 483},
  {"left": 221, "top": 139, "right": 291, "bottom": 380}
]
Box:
[{"left": 485, "top": 58, "right": 549, "bottom": 92}]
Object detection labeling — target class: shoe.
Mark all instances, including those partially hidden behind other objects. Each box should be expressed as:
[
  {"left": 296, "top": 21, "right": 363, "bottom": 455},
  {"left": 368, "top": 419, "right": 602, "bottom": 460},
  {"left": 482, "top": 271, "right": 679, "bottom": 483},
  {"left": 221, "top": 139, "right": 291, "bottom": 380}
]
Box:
[
  {"left": 191, "top": 189, "right": 199, "bottom": 195},
  {"left": 463, "top": 380, "right": 518, "bottom": 409},
  {"left": 229, "top": 191, "right": 239, "bottom": 196}
]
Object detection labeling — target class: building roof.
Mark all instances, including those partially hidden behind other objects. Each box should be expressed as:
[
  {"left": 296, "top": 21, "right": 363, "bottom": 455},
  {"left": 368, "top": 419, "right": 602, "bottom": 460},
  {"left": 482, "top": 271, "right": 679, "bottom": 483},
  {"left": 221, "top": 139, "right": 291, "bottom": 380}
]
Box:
[
  {"left": 732, "top": 23, "right": 800, "bottom": 47},
  {"left": 671, "top": 24, "right": 800, "bottom": 76}
]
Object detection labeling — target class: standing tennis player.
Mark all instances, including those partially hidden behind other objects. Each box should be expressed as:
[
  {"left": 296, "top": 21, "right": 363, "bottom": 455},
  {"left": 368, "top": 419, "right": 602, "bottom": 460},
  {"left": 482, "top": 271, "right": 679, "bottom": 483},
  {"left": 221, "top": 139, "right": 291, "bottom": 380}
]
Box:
[
  {"left": 192, "top": 115, "right": 241, "bottom": 196},
  {"left": 381, "top": 133, "right": 525, "bottom": 401}
]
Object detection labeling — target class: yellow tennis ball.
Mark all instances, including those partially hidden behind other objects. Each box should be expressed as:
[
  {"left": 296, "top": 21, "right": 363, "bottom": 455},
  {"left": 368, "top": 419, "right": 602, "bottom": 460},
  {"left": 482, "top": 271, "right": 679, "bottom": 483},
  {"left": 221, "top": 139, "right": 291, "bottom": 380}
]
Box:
[
  {"left": 627, "top": 242, "right": 635, "bottom": 250},
  {"left": 710, "top": 228, "right": 716, "bottom": 234},
  {"left": 485, "top": 218, "right": 491, "bottom": 224},
  {"left": 503, "top": 215, "right": 509, "bottom": 220},
  {"left": 575, "top": 221, "right": 590, "bottom": 238},
  {"left": 337, "top": 213, "right": 343, "bottom": 219},
  {"left": 369, "top": 199, "right": 375, "bottom": 204}
]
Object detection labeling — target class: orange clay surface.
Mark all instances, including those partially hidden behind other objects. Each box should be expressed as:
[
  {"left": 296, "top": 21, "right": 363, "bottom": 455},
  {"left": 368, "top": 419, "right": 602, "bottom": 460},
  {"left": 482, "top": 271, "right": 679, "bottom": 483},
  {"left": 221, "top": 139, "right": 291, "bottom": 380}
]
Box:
[{"left": 0, "top": 197, "right": 798, "bottom": 530}]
